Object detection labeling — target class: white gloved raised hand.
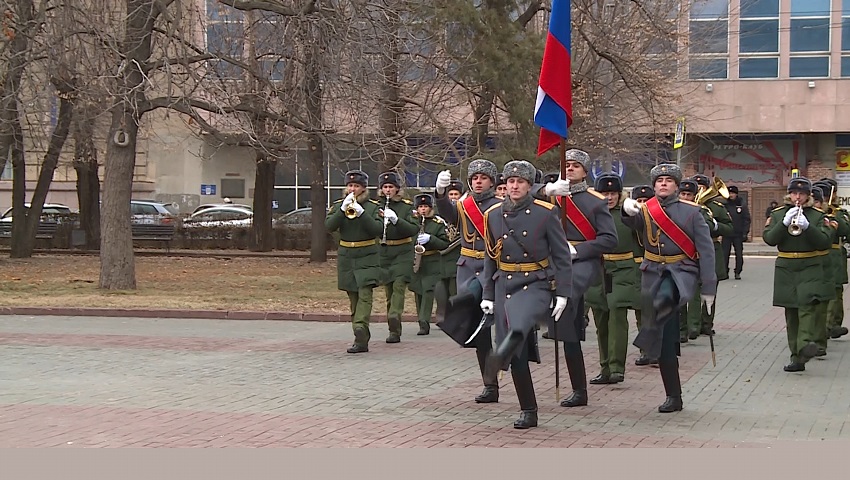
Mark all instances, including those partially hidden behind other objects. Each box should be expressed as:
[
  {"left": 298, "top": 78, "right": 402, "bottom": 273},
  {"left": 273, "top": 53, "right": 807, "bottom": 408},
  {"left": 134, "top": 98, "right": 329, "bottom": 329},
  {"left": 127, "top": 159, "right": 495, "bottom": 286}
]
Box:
[
  {"left": 544, "top": 178, "right": 571, "bottom": 197},
  {"left": 795, "top": 212, "right": 809, "bottom": 230},
  {"left": 435, "top": 170, "right": 452, "bottom": 194},
  {"left": 383, "top": 208, "right": 398, "bottom": 225},
  {"left": 480, "top": 300, "right": 494, "bottom": 315},
  {"left": 341, "top": 192, "right": 356, "bottom": 210},
  {"left": 417, "top": 233, "right": 431, "bottom": 245},
  {"left": 623, "top": 197, "right": 641, "bottom": 216},
  {"left": 551, "top": 296, "right": 568, "bottom": 321},
  {"left": 350, "top": 202, "right": 364, "bottom": 217},
  {"left": 701, "top": 294, "right": 715, "bottom": 311},
  {"left": 782, "top": 206, "right": 800, "bottom": 226}
]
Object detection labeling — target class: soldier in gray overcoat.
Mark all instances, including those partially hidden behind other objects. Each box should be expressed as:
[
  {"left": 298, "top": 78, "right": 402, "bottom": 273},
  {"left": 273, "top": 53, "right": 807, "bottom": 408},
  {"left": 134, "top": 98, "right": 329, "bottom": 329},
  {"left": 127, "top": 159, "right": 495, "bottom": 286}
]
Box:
[
  {"left": 621, "top": 163, "right": 717, "bottom": 413},
  {"left": 479, "top": 160, "right": 573, "bottom": 429},
  {"left": 540, "top": 149, "right": 618, "bottom": 409}
]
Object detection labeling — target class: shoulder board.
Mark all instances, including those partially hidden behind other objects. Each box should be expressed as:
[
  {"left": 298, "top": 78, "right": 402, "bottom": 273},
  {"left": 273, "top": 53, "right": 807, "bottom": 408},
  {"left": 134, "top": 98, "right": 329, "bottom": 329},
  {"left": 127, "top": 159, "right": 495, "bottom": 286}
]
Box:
[
  {"left": 402, "top": 199, "right": 413, "bottom": 204},
  {"left": 533, "top": 199, "right": 555, "bottom": 210},
  {"left": 483, "top": 202, "right": 503, "bottom": 216},
  {"left": 432, "top": 216, "right": 445, "bottom": 224},
  {"left": 680, "top": 199, "right": 700, "bottom": 207},
  {"left": 771, "top": 206, "right": 785, "bottom": 213},
  {"left": 587, "top": 189, "right": 605, "bottom": 200},
  {"left": 332, "top": 199, "right": 343, "bottom": 204},
  {"left": 711, "top": 200, "right": 725, "bottom": 207},
  {"left": 368, "top": 199, "right": 380, "bottom": 205},
  {"left": 812, "top": 206, "right": 825, "bottom": 213}
]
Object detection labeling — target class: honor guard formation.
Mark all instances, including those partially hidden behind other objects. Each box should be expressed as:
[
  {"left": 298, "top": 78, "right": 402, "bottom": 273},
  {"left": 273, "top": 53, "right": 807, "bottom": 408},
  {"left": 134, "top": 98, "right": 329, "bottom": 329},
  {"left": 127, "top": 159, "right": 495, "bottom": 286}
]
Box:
[{"left": 325, "top": 155, "right": 850, "bottom": 429}]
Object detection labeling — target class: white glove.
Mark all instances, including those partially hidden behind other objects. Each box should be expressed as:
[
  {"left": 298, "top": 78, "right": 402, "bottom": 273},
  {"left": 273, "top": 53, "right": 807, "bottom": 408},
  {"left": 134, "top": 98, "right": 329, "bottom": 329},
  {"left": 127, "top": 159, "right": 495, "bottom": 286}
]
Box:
[
  {"left": 417, "top": 233, "right": 431, "bottom": 245},
  {"left": 568, "top": 242, "right": 577, "bottom": 257},
  {"left": 350, "top": 202, "right": 364, "bottom": 217},
  {"left": 623, "top": 197, "right": 641, "bottom": 216},
  {"left": 480, "top": 300, "right": 494, "bottom": 315},
  {"left": 435, "top": 170, "right": 452, "bottom": 194},
  {"left": 544, "top": 178, "right": 571, "bottom": 197},
  {"left": 383, "top": 208, "right": 398, "bottom": 225},
  {"left": 782, "top": 207, "right": 800, "bottom": 226},
  {"left": 701, "top": 294, "right": 715, "bottom": 311},
  {"left": 795, "top": 213, "right": 809, "bottom": 230},
  {"left": 551, "top": 296, "right": 568, "bottom": 321},
  {"left": 341, "top": 192, "right": 355, "bottom": 210}
]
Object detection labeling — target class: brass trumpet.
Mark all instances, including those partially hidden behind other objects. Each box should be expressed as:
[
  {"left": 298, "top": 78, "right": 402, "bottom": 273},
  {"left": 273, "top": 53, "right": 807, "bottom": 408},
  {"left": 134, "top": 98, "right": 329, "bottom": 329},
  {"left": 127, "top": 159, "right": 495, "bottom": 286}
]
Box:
[{"left": 788, "top": 201, "right": 804, "bottom": 236}]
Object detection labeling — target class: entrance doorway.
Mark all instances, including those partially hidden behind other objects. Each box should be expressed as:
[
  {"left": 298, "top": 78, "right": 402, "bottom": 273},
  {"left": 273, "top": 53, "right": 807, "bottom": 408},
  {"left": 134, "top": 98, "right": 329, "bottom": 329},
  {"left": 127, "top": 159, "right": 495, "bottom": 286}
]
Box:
[{"left": 750, "top": 187, "right": 787, "bottom": 239}]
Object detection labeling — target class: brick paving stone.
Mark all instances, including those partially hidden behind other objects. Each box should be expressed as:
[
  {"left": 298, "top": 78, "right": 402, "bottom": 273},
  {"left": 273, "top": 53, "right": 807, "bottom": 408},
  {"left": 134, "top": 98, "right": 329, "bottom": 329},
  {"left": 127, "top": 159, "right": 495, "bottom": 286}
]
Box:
[{"left": 0, "top": 257, "right": 847, "bottom": 447}]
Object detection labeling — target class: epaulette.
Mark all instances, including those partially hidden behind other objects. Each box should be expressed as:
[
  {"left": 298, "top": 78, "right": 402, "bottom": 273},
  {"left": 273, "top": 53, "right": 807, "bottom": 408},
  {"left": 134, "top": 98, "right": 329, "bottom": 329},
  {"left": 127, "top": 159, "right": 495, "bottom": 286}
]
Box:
[
  {"left": 680, "top": 199, "right": 700, "bottom": 207},
  {"left": 587, "top": 189, "right": 605, "bottom": 200},
  {"left": 433, "top": 216, "right": 445, "bottom": 224},
  {"left": 402, "top": 198, "right": 413, "bottom": 204},
  {"left": 813, "top": 206, "right": 825, "bottom": 213},
  {"left": 483, "top": 202, "right": 503, "bottom": 216},
  {"left": 533, "top": 199, "right": 555, "bottom": 210},
  {"left": 368, "top": 199, "right": 381, "bottom": 205},
  {"left": 711, "top": 200, "right": 725, "bottom": 207},
  {"left": 332, "top": 198, "right": 343, "bottom": 204},
  {"left": 771, "top": 206, "right": 785, "bottom": 213}
]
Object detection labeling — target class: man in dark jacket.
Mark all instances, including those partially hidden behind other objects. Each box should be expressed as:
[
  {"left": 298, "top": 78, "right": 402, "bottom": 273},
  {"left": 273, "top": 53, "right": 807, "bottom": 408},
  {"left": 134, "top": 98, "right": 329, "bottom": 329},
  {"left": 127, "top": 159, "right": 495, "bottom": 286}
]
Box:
[{"left": 723, "top": 186, "right": 751, "bottom": 280}]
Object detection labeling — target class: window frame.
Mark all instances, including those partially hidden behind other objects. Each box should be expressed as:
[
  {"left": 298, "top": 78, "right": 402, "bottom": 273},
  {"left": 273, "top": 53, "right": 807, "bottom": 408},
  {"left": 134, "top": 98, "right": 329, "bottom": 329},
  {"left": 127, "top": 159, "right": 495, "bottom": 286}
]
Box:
[{"left": 687, "top": 0, "right": 729, "bottom": 80}]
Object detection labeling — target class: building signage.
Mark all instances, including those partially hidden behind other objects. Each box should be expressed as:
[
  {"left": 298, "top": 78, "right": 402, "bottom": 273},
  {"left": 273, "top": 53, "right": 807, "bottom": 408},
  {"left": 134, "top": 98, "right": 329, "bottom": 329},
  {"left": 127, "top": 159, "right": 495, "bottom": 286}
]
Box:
[{"left": 200, "top": 184, "right": 216, "bottom": 195}]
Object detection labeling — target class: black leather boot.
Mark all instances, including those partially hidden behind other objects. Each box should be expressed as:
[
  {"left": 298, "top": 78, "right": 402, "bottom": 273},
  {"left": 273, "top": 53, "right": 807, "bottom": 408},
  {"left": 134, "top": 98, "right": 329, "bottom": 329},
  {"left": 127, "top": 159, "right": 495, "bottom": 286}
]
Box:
[
  {"left": 559, "top": 349, "right": 588, "bottom": 407},
  {"left": 657, "top": 359, "right": 683, "bottom": 413},
  {"left": 475, "top": 346, "right": 498, "bottom": 403},
  {"left": 484, "top": 332, "right": 525, "bottom": 384},
  {"left": 512, "top": 364, "right": 538, "bottom": 429}
]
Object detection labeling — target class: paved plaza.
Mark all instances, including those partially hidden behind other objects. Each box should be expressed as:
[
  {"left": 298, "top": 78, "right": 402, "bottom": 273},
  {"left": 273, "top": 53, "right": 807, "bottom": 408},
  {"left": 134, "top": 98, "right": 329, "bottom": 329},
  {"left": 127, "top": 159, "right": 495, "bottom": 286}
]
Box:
[{"left": 1, "top": 257, "right": 849, "bottom": 447}]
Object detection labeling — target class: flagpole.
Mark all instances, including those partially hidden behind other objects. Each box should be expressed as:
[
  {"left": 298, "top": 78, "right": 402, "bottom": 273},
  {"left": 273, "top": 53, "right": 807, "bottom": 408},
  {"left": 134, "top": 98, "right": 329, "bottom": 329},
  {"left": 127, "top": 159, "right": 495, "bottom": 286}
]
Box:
[{"left": 553, "top": 138, "right": 568, "bottom": 403}]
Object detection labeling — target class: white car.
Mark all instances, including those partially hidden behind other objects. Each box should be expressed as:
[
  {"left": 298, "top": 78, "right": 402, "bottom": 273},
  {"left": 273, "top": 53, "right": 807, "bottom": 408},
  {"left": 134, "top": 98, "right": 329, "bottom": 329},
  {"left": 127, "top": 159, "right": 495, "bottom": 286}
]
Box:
[
  {"left": 183, "top": 206, "right": 253, "bottom": 228},
  {"left": 191, "top": 203, "right": 253, "bottom": 215},
  {"left": 0, "top": 203, "right": 75, "bottom": 222}
]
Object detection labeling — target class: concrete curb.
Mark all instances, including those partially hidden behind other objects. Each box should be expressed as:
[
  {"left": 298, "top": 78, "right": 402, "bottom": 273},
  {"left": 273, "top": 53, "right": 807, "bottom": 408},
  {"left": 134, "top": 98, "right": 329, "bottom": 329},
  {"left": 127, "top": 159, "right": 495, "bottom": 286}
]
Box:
[{"left": 0, "top": 306, "right": 419, "bottom": 322}]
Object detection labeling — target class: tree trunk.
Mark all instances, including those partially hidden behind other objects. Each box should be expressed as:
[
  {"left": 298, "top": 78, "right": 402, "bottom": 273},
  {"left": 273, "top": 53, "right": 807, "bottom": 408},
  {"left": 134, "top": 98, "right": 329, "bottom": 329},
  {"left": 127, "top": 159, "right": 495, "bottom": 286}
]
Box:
[
  {"left": 99, "top": 0, "right": 156, "bottom": 290},
  {"left": 378, "top": 12, "right": 403, "bottom": 173},
  {"left": 468, "top": 89, "right": 495, "bottom": 158},
  {"left": 73, "top": 113, "right": 101, "bottom": 250},
  {"left": 304, "top": 21, "right": 327, "bottom": 262},
  {"left": 252, "top": 152, "right": 276, "bottom": 252},
  {"left": 15, "top": 84, "right": 75, "bottom": 258}
]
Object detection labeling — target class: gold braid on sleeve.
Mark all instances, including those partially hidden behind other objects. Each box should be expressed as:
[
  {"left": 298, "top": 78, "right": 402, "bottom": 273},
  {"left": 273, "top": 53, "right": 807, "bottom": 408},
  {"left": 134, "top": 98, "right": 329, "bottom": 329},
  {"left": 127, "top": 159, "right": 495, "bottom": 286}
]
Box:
[
  {"left": 483, "top": 210, "right": 502, "bottom": 260},
  {"left": 641, "top": 204, "right": 660, "bottom": 248}
]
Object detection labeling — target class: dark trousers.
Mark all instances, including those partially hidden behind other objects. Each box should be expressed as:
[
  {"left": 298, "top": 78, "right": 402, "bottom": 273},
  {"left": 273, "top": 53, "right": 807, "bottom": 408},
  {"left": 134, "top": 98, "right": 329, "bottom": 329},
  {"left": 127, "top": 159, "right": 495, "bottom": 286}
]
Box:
[
  {"left": 658, "top": 274, "right": 682, "bottom": 398},
  {"left": 510, "top": 337, "right": 537, "bottom": 412},
  {"left": 722, "top": 235, "right": 744, "bottom": 275},
  {"left": 475, "top": 327, "right": 495, "bottom": 387}
]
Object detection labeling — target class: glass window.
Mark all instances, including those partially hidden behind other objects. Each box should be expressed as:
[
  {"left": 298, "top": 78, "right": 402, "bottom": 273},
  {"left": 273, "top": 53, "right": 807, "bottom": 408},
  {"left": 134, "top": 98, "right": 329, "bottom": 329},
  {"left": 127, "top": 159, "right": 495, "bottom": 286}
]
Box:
[
  {"left": 789, "top": 56, "right": 830, "bottom": 77},
  {"left": 689, "top": 57, "right": 728, "bottom": 79},
  {"left": 843, "top": 18, "right": 850, "bottom": 51},
  {"left": 689, "top": 20, "right": 728, "bottom": 53},
  {"left": 740, "top": 19, "right": 779, "bottom": 52},
  {"left": 790, "top": 0, "right": 831, "bottom": 17},
  {"left": 740, "top": 0, "right": 779, "bottom": 17},
  {"left": 836, "top": 133, "right": 850, "bottom": 147},
  {"left": 206, "top": 0, "right": 242, "bottom": 21},
  {"left": 842, "top": 56, "right": 850, "bottom": 77},
  {"left": 790, "top": 18, "right": 830, "bottom": 52},
  {"left": 207, "top": 23, "right": 244, "bottom": 56},
  {"left": 690, "top": 0, "right": 729, "bottom": 19},
  {"left": 739, "top": 57, "right": 778, "bottom": 78}
]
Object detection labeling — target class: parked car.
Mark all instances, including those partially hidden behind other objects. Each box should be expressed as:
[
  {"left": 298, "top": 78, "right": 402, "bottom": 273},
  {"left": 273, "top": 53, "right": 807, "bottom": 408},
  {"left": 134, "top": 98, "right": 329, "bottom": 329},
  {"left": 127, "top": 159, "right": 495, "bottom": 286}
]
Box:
[
  {"left": 191, "top": 203, "right": 253, "bottom": 215},
  {"left": 131, "top": 200, "right": 179, "bottom": 225},
  {"left": 183, "top": 206, "right": 253, "bottom": 229},
  {"left": 0, "top": 203, "right": 75, "bottom": 223},
  {"left": 274, "top": 207, "right": 311, "bottom": 227}
]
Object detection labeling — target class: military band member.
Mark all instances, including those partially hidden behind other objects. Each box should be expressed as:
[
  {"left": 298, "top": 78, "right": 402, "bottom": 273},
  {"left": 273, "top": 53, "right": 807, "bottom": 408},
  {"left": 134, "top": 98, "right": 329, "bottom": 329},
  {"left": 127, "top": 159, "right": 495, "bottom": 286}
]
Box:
[
  {"left": 377, "top": 172, "right": 418, "bottom": 344},
  {"left": 692, "top": 174, "right": 734, "bottom": 336},
  {"left": 763, "top": 177, "right": 833, "bottom": 372},
  {"left": 408, "top": 194, "right": 450, "bottom": 336},
  {"left": 811, "top": 182, "right": 845, "bottom": 356},
  {"left": 630, "top": 185, "right": 655, "bottom": 366},
  {"left": 438, "top": 181, "right": 463, "bottom": 298},
  {"left": 495, "top": 173, "right": 507, "bottom": 199},
  {"left": 325, "top": 170, "right": 384, "bottom": 354},
  {"left": 479, "top": 160, "right": 572, "bottom": 429},
  {"left": 819, "top": 178, "right": 850, "bottom": 339},
  {"left": 622, "top": 164, "right": 716, "bottom": 412},
  {"left": 446, "top": 180, "right": 464, "bottom": 202},
  {"left": 677, "top": 180, "right": 705, "bottom": 342},
  {"left": 586, "top": 174, "right": 641, "bottom": 385},
  {"left": 543, "top": 149, "right": 618, "bottom": 408}
]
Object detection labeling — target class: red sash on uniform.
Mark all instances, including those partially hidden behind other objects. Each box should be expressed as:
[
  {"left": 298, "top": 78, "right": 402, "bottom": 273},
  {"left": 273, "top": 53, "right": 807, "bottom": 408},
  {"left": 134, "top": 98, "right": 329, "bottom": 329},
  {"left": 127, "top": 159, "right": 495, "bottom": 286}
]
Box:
[
  {"left": 460, "top": 195, "right": 486, "bottom": 237},
  {"left": 556, "top": 195, "right": 597, "bottom": 241},
  {"left": 644, "top": 197, "right": 697, "bottom": 259}
]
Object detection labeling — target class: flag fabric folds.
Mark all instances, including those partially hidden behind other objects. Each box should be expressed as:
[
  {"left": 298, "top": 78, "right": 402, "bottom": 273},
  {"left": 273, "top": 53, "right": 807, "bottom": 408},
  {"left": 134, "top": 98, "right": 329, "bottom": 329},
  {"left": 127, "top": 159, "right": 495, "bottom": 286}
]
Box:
[{"left": 534, "top": 0, "right": 573, "bottom": 156}]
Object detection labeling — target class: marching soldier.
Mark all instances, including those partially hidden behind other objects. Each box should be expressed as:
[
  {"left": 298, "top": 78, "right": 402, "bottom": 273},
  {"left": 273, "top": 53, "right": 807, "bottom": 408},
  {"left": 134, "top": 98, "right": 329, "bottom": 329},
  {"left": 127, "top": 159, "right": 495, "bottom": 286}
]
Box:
[
  {"left": 542, "top": 149, "right": 618, "bottom": 408},
  {"left": 446, "top": 180, "right": 464, "bottom": 202},
  {"left": 495, "top": 173, "right": 507, "bottom": 199},
  {"left": 811, "top": 182, "right": 845, "bottom": 356},
  {"left": 325, "top": 170, "right": 384, "bottom": 354},
  {"left": 692, "top": 174, "right": 734, "bottom": 336},
  {"left": 677, "top": 180, "right": 706, "bottom": 342},
  {"left": 763, "top": 177, "right": 834, "bottom": 372},
  {"left": 479, "top": 160, "right": 572, "bottom": 429},
  {"left": 622, "top": 164, "right": 716, "bottom": 412},
  {"left": 630, "top": 185, "right": 655, "bottom": 366},
  {"left": 819, "top": 178, "right": 850, "bottom": 340},
  {"left": 439, "top": 179, "right": 464, "bottom": 297},
  {"left": 377, "top": 172, "right": 418, "bottom": 344},
  {"left": 408, "top": 194, "right": 450, "bottom": 336},
  {"left": 586, "top": 174, "right": 641, "bottom": 385}
]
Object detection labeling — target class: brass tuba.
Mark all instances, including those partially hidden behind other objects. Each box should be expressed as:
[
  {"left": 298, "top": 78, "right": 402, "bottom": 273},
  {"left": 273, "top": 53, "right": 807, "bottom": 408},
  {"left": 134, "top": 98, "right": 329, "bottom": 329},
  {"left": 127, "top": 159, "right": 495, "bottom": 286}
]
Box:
[{"left": 695, "top": 175, "right": 730, "bottom": 205}]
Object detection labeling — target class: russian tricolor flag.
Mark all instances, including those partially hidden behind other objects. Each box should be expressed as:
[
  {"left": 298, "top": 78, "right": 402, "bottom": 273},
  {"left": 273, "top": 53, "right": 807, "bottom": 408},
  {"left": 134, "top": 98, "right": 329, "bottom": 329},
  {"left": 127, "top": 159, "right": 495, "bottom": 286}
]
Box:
[{"left": 534, "top": 0, "right": 573, "bottom": 156}]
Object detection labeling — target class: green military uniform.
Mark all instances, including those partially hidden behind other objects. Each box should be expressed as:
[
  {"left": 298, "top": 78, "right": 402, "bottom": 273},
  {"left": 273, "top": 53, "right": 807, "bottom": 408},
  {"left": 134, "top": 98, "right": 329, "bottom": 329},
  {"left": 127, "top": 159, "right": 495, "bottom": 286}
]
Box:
[
  {"left": 629, "top": 185, "right": 653, "bottom": 366},
  {"left": 763, "top": 178, "right": 834, "bottom": 372},
  {"left": 811, "top": 183, "right": 846, "bottom": 354},
  {"left": 376, "top": 172, "right": 419, "bottom": 342},
  {"left": 325, "top": 171, "right": 384, "bottom": 353},
  {"left": 438, "top": 181, "right": 464, "bottom": 297},
  {"left": 408, "top": 194, "right": 450, "bottom": 335},
  {"left": 829, "top": 206, "right": 850, "bottom": 338},
  {"left": 682, "top": 201, "right": 724, "bottom": 339},
  {"left": 586, "top": 175, "right": 642, "bottom": 384}
]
